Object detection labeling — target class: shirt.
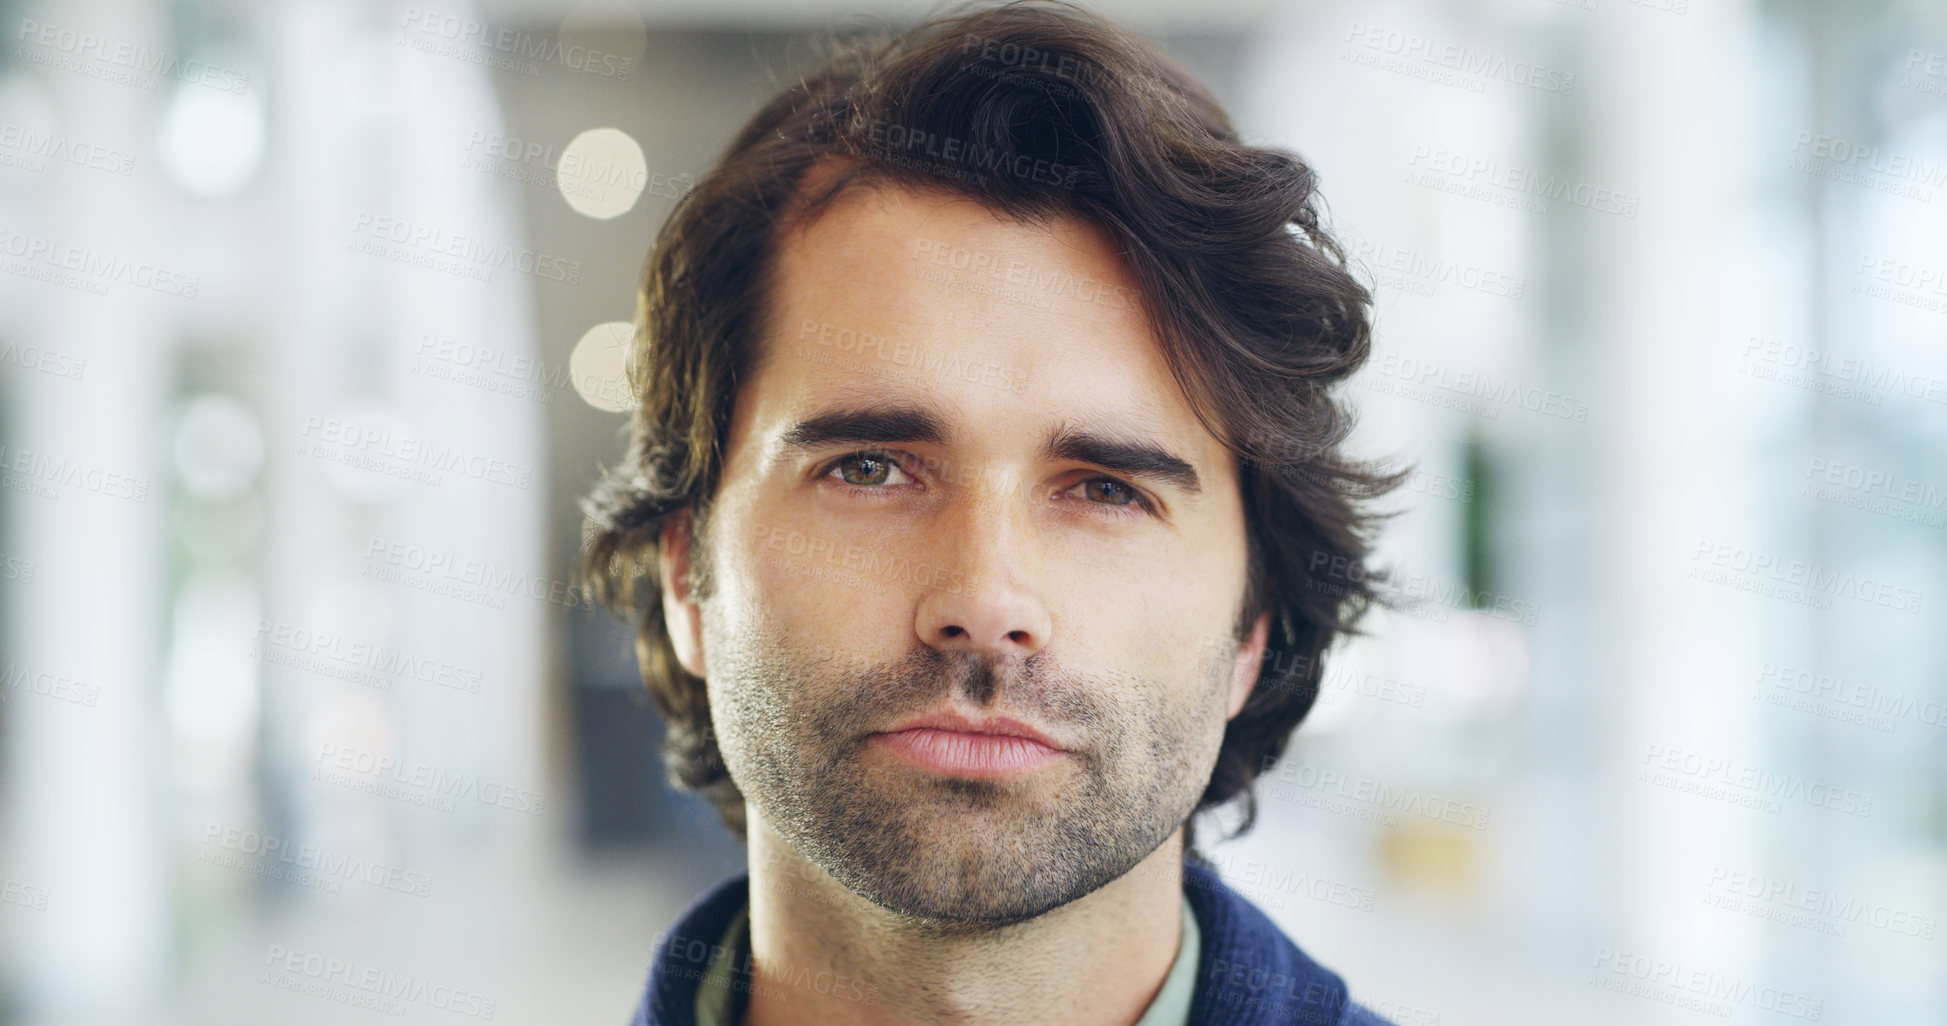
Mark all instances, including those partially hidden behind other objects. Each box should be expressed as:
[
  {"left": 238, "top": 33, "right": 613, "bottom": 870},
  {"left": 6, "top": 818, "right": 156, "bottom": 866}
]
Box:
[{"left": 630, "top": 857, "right": 1400, "bottom": 1026}]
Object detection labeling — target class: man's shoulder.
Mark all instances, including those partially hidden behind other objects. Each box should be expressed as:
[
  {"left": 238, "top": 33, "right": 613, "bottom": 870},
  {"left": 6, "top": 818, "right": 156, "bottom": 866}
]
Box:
[
  {"left": 1181, "top": 858, "right": 1399, "bottom": 1026},
  {"left": 631, "top": 869, "right": 752, "bottom": 1026},
  {"left": 633, "top": 862, "right": 1403, "bottom": 1026}
]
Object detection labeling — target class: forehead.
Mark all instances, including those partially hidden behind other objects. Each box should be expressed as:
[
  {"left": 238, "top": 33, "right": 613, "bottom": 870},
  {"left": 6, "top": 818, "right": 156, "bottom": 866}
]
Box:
[{"left": 743, "top": 183, "right": 1231, "bottom": 473}]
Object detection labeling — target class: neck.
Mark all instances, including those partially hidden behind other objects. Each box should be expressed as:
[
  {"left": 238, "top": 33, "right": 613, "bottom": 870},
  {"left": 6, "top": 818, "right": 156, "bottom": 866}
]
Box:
[{"left": 740, "top": 810, "right": 1187, "bottom": 1026}]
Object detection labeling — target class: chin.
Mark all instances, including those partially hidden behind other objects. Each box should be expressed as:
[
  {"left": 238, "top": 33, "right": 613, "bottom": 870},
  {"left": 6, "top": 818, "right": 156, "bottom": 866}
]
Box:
[{"left": 799, "top": 789, "right": 1172, "bottom": 930}]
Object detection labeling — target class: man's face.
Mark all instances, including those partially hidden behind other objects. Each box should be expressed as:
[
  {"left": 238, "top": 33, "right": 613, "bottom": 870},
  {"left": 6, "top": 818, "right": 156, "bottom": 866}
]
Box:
[{"left": 665, "top": 182, "right": 1269, "bottom": 927}]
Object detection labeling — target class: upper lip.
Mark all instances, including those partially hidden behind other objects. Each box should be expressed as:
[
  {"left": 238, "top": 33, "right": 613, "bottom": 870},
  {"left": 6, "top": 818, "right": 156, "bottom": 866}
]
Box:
[{"left": 878, "top": 710, "right": 1067, "bottom": 751}]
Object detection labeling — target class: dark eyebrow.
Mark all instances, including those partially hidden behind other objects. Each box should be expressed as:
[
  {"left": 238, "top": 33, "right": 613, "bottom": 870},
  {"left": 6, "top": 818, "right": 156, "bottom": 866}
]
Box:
[
  {"left": 779, "top": 402, "right": 951, "bottom": 452},
  {"left": 779, "top": 402, "right": 1202, "bottom": 496},
  {"left": 1044, "top": 421, "right": 1202, "bottom": 496}
]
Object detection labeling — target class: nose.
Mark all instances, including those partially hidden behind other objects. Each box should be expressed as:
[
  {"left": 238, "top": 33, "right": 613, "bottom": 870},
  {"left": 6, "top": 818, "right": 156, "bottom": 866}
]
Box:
[{"left": 914, "top": 486, "right": 1052, "bottom": 659}]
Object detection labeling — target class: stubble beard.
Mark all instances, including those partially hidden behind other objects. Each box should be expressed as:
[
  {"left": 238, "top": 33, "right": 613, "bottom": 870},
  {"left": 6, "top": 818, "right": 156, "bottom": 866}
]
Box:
[{"left": 708, "top": 628, "right": 1232, "bottom": 932}]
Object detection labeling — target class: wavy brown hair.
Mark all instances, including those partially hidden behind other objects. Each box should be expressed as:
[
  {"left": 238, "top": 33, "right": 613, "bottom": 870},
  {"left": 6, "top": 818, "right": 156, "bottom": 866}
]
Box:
[{"left": 579, "top": 0, "right": 1400, "bottom": 856}]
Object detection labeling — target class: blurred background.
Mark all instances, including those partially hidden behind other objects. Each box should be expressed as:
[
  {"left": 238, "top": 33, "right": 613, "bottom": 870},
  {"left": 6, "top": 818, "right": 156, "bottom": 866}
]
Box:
[{"left": 0, "top": 0, "right": 1942, "bottom": 1022}]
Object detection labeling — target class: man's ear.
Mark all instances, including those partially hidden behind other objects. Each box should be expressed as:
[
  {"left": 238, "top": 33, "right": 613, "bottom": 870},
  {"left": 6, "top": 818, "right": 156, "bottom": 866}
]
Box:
[
  {"left": 659, "top": 509, "right": 707, "bottom": 679},
  {"left": 1226, "top": 610, "right": 1271, "bottom": 720}
]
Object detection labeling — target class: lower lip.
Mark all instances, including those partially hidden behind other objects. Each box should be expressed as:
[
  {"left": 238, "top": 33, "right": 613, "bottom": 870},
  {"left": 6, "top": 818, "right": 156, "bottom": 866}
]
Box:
[{"left": 869, "top": 728, "right": 1067, "bottom": 777}]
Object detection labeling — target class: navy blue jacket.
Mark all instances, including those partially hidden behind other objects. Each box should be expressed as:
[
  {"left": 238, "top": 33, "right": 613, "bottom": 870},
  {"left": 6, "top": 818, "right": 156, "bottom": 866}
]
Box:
[{"left": 629, "top": 857, "right": 1396, "bottom": 1026}]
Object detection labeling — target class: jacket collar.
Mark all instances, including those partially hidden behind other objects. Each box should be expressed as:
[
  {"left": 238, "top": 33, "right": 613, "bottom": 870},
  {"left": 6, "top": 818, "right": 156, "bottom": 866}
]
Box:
[{"left": 630, "top": 856, "right": 1350, "bottom": 1026}]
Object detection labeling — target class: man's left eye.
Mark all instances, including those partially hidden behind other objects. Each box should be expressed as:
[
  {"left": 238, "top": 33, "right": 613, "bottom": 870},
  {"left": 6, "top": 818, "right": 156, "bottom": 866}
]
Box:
[
  {"left": 1072, "top": 477, "right": 1153, "bottom": 518},
  {"left": 1082, "top": 478, "right": 1140, "bottom": 506},
  {"left": 828, "top": 451, "right": 911, "bottom": 487}
]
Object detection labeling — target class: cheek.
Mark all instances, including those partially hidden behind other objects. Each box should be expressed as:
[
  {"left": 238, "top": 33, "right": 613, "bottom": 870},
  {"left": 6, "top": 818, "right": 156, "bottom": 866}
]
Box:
[
  {"left": 695, "top": 604, "right": 820, "bottom": 790},
  {"left": 724, "top": 507, "right": 858, "bottom": 610},
  {"left": 735, "top": 531, "right": 916, "bottom": 668},
  {"left": 1167, "top": 570, "right": 1250, "bottom": 698},
  {"left": 1122, "top": 670, "right": 1232, "bottom": 795},
  {"left": 1085, "top": 573, "right": 1239, "bottom": 696},
  {"left": 698, "top": 661, "right": 757, "bottom": 790},
  {"left": 700, "top": 513, "right": 913, "bottom": 714},
  {"left": 737, "top": 496, "right": 908, "bottom": 585},
  {"left": 1176, "top": 633, "right": 1243, "bottom": 754}
]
